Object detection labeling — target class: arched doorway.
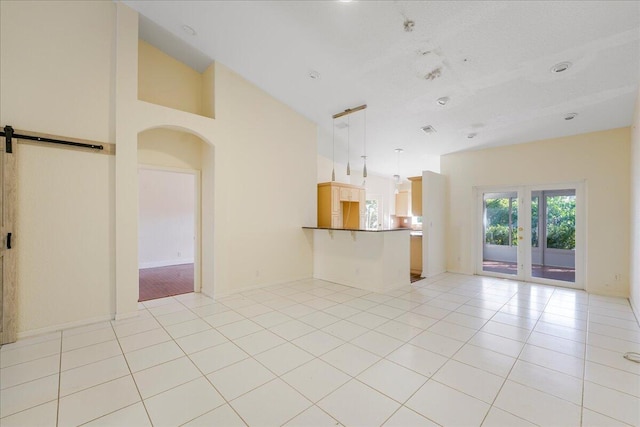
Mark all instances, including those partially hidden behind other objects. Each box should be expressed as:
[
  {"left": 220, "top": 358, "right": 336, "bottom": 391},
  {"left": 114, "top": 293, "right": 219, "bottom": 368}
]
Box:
[{"left": 137, "top": 127, "right": 206, "bottom": 301}]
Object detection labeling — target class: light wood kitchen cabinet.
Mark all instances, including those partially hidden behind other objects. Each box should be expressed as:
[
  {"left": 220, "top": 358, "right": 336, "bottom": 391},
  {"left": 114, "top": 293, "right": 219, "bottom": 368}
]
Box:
[
  {"left": 410, "top": 234, "right": 423, "bottom": 275},
  {"left": 408, "top": 176, "right": 422, "bottom": 217},
  {"left": 318, "top": 182, "right": 365, "bottom": 229},
  {"left": 395, "top": 190, "right": 411, "bottom": 217},
  {"left": 339, "top": 187, "right": 360, "bottom": 202}
]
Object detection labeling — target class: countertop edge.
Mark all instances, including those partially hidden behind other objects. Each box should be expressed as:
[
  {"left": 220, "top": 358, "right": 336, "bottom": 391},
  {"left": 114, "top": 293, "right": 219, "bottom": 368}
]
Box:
[{"left": 302, "top": 227, "right": 411, "bottom": 233}]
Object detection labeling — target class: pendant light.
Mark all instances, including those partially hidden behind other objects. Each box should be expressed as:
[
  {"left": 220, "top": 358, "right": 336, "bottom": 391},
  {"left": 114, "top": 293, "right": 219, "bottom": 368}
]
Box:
[
  {"left": 393, "top": 148, "right": 403, "bottom": 194},
  {"left": 346, "top": 115, "right": 351, "bottom": 176},
  {"left": 362, "top": 109, "right": 368, "bottom": 178},
  {"left": 331, "top": 104, "right": 367, "bottom": 180},
  {"left": 331, "top": 118, "right": 336, "bottom": 181}
]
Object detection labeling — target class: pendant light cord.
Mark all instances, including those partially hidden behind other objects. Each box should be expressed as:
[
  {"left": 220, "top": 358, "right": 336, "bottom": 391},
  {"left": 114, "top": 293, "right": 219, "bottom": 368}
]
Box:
[
  {"left": 346, "top": 116, "right": 351, "bottom": 176},
  {"left": 331, "top": 118, "right": 336, "bottom": 181},
  {"left": 363, "top": 110, "right": 367, "bottom": 178}
]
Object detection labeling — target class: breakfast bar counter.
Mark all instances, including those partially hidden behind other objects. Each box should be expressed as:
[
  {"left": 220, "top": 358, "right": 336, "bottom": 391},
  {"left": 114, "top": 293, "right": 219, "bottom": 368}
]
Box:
[{"left": 302, "top": 227, "right": 410, "bottom": 293}]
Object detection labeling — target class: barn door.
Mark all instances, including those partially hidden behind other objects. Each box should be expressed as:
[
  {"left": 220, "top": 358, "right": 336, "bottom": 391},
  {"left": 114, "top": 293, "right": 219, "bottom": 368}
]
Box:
[{"left": 0, "top": 128, "right": 17, "bottom": 345}]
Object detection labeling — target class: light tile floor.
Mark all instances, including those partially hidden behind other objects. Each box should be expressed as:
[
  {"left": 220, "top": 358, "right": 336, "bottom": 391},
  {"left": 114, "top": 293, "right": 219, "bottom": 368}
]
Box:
[{"left": 1, "top": 273, "right": 639, "bottom": 426}]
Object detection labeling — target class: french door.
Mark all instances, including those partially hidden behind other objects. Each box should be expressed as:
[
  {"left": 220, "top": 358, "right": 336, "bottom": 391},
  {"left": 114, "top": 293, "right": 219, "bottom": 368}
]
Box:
[{"left": 477, "top": 183, "right": 584, "bottom": 289}]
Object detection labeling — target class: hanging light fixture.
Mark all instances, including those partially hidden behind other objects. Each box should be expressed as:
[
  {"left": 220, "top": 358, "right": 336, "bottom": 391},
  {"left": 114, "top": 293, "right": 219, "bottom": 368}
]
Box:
[
  {"left": 346, "top": 115, "right": 351, "bottom": 176},
  {"left": 331, "top": 118, "right": 336, "bottom": 181},
  {"left": 393, "top": 148, "right": 403, "bottom": 194},
  {"left": 331, "top": 104, "right": 367, "bottom": 180},
  {"left": 362, "top": 109, "right": 368, "bottom": 178}
]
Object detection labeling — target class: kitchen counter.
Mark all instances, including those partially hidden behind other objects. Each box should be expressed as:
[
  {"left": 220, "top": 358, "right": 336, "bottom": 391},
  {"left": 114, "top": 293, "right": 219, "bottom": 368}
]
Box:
[
  {"left": 303, "top": 226, "right": 409, "bottom": 233},
  {"left": 303, "top": 227, "right": 410, "bottom": 292}
]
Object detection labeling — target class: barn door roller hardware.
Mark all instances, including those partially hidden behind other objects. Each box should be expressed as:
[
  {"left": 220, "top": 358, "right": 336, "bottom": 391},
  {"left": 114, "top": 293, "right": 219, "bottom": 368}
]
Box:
[{"left": 1, "top": 125, "right": 104, "bottom": 153}]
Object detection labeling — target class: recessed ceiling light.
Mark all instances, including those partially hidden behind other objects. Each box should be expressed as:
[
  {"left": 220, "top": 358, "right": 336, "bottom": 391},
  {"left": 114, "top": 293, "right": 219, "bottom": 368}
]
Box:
[
  {"left": 551, "top": 61, "right": 571, "bottom": 73},
  {"left": 436, "top": 97, "right": 449, "bottom": 106},
  {"left": 181, "top": 24, "right": 197, "bottom": 36},
  {"left": 467, "top": 133, "right": 477, "bottom": 139},
  {"left": 309, "top": 70, "right": 320, "bottom": 80},
  {"left": 564, "top": 113, "right": 578, "bottom": 120},
  {"left": 394, "top": 148, "right": 404, "bottom": 153},
  {"left": 421, "top": 125, "right": 437, "bottom": 134}
]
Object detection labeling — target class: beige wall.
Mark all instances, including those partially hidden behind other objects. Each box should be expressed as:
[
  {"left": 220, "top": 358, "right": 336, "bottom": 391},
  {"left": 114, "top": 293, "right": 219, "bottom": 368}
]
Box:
[
  {"left": 138, "top": 40, "right": 204, "bottom": 117},
  {"left": 209, "top": 63, "right": 316, "bottom": 295},
  {"left": 441, "top": 128, "right": 631, "bottom": 297},
  {"left": 138, "top": 128, "right": 203, "bottom": 170},
  {"left": 1, "top": 1, "right": 317, "bottom": 335},
  {"left": 0, "top": 1, "right": 116, "bottom": 333},
  {"left": 630, "top": 89, "right": 640, "bottom": 314}
]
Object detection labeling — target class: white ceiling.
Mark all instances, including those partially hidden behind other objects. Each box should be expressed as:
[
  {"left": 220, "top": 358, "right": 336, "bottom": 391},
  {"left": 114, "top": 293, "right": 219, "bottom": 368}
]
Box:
[{"left": 126, "top": 0, "right": 640, "bottom": 178}]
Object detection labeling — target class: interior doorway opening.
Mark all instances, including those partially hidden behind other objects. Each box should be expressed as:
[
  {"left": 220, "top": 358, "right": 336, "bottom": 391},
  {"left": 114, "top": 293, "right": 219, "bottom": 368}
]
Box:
[{"left": 138, "top": 168, "right": 198, "bottom": 301}]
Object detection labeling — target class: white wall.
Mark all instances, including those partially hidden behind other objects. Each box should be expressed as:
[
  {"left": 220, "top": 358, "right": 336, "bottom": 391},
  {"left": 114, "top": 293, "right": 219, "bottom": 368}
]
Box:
[
  {"left": 630, "top": 88, "right": 640, "bottom": 316},
  {"left": 317, "top": 154, "right": 348, "bottom": 184},
  {"left": 351, "top": 171, "right": 397, "bottom": 229},
  {"left": 423, "top": 171, "right": 446, "bottom": 276},
  {"left": 138, "top": 169, "right": 195, "bottom": 268},
  {"left": 441, "top": 128, "right": 631, "bottom": 297}
]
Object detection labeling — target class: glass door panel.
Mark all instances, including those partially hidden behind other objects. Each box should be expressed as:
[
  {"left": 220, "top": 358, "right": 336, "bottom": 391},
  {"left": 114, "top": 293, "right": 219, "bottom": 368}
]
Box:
[
  {"left": 482, "top": 192, "right": 519, "bottom": 276},
  {"left": 531, "top": 190, "right": 576, "bottom": 283}
]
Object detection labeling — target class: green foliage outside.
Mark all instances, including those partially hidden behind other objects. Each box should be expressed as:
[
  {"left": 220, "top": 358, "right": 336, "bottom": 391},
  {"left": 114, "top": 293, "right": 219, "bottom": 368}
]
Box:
[
  {"left": 485, "top": 197, "right": 518, "bottom": 246},
  {"left": 484, "top": 195, "right": 575, "bottom": 250},
  {"left": 546, "top": 195, "right": 575, "bottom": 249},
  {"left": 366, "top": 200, "right": 378, "bottom": 229}
]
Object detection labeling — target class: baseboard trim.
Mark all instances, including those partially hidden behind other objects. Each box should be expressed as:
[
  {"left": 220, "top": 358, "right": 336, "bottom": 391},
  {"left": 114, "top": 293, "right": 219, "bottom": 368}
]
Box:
[
  {"left": 139, "top": 259, "right": 194, "bottom": 269},
  {"left": 17, "top": 314, "right": 114, "bottom": 340},
  {"left": 628, "top": 296, "right": 640, "bottom": 328},
  {"left": 114, "top": 311, "right": 139, "bottom": 321}
]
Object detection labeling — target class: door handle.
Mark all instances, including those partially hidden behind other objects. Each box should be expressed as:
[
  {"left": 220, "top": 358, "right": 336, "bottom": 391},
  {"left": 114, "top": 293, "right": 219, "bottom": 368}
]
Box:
[{"left": 7, "top": 232, "right": 11, "bottom": 249}]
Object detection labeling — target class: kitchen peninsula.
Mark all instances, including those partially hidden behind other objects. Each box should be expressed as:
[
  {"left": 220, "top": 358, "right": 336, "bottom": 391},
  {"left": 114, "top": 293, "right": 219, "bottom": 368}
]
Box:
[{"left": 303, "top": 227, "right": 410, "bottom": 293}]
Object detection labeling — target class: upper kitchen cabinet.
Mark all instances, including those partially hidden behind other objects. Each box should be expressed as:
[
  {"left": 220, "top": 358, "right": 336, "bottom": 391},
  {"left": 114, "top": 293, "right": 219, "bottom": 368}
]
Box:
[
  {"left": 408, "top": 176, "right": 422, "bottom": 217},
  {"left": 395, "top": 189, "right": 411, "bottom": 217},
  {"left": 318, "top": 182, "right": 365, "bottom": 229}
]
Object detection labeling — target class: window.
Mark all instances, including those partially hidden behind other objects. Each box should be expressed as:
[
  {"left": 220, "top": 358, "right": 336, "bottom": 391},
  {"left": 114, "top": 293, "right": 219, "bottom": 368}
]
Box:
[
  {"left": 484, "top": 196, "right": 518, "bottom": 246},
  {"left": 545, "top": 194, "right": 576, "bottom": 250},
  {"left": 365, "top": 199, "right": 379, "bottom": 230}
]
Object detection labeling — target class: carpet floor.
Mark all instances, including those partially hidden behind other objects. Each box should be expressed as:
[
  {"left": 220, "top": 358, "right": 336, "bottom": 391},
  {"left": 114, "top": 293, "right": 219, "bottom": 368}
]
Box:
[{"left": 139, "top": 263, "right": 194, "bottom": 302}]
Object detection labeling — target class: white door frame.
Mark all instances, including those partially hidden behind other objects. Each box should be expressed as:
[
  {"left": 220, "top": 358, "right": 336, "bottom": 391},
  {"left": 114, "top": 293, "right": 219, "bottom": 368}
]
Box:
[
  {"left": 138, "top": 164, "right": 202, "bottom": 293},
  {"left": 474, "top": 181, "right": 585, "bottom": 290},
  {"left": 474, "top": 186, "right": 522, "bottom": 281}
]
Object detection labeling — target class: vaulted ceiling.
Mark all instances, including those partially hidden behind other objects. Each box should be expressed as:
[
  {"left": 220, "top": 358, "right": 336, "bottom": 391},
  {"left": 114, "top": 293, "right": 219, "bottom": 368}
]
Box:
[{"left": 125, "top": 1, "right": 640, "bottom": 177}]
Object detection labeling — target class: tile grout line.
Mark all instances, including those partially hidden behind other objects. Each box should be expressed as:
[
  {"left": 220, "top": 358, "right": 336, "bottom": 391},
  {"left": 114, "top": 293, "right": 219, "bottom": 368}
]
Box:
[
  {"left": 481, "top": 285, "right": 579, "bottom": 425},
  {"left": 56, "top": 331, "right": 62, "bottom": 427},
  {"left": 106, "top": 319, "right": 154, "bottom": 426},
  {"left": 149, "top": 295, "right": 252, "bottom": 426},
  {"left": 476, "top": 282, "right": 553, "bottom": 426},
  {"left": 7, "top": 274, "right": 636, "bottom": 426},
  {"left": 580, "top": 293, "right": 592, "bottom": 427}
]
